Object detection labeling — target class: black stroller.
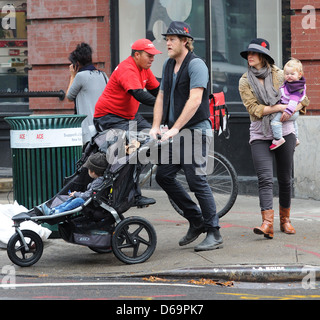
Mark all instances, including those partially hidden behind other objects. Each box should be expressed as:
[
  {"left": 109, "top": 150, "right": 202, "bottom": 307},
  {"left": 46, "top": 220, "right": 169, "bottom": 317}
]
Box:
[{"left": 6, "top": 129, "right": 157, "bottom": 267}]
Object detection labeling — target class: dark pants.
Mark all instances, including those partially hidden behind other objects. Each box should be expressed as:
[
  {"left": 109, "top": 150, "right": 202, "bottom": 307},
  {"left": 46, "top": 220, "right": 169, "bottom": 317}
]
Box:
[
  {"left": 250, "top": 133, "right": 296, "bottom": 211},
  {"left": 156, "top": 130, "right": 219, "bottom": 230},
  {"left": 94, "top": 113, "right": 151, "bottom": 133}
]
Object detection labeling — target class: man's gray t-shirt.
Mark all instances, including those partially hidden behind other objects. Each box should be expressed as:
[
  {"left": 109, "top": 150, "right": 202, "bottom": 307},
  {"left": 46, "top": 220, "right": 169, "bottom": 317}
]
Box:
[
  {"left": 67, "top": 70, "right": 107, "bottom": 143},
  {"left": 160, "top": 58, "right": 212, "bottom": 135}
]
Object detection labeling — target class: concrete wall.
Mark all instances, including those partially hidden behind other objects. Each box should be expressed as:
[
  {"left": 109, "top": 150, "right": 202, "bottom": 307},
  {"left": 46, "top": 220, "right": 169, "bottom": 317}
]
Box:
[{"left": 294, "top": 116, "right": 320, "bottom": 200}]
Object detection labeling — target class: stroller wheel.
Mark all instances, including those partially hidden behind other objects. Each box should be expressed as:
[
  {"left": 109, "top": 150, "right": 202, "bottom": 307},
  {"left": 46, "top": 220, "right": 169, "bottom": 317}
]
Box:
[
  {"left": 112, "top": 216, "right": 157, "bottom": 264},
  {"left": 7, "top": 230, "right": 43, "bottom": 267}
]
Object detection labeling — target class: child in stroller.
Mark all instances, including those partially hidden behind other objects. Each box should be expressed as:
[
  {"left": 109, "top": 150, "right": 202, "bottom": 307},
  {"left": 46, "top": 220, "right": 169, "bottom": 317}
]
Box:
[
  {"left": 39, "top": 153, "right": 108, "bottom": 216},
  {"left": 6, "top": 129, "right": 158, "bottom": 267}
]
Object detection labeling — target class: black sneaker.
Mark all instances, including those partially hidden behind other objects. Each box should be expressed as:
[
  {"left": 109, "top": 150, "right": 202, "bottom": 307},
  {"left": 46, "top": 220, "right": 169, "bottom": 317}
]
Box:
[{"left": 134, "top": 196, "right": 156, "bottom": 208}]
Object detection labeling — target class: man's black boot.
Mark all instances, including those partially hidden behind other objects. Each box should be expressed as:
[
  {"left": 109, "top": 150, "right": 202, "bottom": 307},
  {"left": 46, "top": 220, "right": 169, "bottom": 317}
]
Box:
[
  {"left": 179, "top": 217, "right": 205, "bottom": 246},
  {"left": 194, "top": 227, "right": 223, "bottom": 252},
  {"left": 134, "top": 195, "right": 156, "bottom": 208}
]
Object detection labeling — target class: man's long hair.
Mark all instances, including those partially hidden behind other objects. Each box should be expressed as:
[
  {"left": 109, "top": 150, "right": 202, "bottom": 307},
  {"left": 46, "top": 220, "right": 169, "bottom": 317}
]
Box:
[{"left": 183, "top": 37, "right": 194, "bottom": 52}]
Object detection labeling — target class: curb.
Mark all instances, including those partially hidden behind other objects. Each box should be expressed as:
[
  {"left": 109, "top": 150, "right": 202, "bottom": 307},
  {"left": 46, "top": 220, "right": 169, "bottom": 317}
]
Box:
[
  {"left": 148, "top": 265, "right": 320, "bottom": 282},
  {"left": 10, "top": 264, "right": 320, "bottom": 284}
]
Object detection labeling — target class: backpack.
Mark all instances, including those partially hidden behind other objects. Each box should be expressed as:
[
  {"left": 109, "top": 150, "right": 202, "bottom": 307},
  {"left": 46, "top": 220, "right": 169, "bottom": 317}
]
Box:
[{"left": 209, "top": 92, "right": 230, "bottom": 138}]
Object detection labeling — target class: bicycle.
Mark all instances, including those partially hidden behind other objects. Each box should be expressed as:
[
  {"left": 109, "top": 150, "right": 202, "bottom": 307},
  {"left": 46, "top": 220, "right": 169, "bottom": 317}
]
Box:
[{"left": 139, "top": 150, "right": 238, "bottom": 219}]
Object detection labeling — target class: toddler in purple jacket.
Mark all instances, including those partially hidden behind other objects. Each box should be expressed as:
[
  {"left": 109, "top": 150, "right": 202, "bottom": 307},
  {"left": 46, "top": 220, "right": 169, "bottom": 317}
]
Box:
[{"left": 270, "top": 58, "right": 306, "bottom": 150}]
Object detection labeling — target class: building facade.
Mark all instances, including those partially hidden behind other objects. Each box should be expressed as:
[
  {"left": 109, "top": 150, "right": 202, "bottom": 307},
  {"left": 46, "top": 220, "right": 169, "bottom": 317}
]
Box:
[{"left": 0, "top": 0, "right": 319, "bottom": 199}]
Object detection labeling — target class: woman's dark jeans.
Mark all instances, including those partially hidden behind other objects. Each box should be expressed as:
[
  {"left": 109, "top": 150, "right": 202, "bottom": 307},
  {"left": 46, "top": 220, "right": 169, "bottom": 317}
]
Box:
[{"left": 250, "top": 133, "right": 296, "bottom": 211}]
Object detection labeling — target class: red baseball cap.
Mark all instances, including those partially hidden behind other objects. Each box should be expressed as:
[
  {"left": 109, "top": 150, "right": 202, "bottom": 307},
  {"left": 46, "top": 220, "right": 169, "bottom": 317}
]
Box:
[{"left": 131, "top": 39, "right": 162, "bottom": 55}]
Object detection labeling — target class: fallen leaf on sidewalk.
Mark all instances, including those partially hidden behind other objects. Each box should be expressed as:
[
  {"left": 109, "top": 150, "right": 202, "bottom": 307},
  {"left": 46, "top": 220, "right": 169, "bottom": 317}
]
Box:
[
  {"left": 142, "top": 276, "right": 177, "bottom": 283},
  {"left": 188, "top": 278, "right": 234, "bottom": 287}
]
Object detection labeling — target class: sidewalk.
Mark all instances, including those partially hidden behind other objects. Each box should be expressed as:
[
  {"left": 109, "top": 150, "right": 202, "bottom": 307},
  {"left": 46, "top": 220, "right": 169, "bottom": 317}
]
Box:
[{"left": 1, "top": 189, "right": 320, "bottom": 282}]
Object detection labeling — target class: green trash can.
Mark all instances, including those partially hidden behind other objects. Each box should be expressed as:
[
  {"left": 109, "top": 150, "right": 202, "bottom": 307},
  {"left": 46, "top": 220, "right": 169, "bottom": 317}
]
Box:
[{"left": 5, "top": 114, "right": 86, "bottom": 211}]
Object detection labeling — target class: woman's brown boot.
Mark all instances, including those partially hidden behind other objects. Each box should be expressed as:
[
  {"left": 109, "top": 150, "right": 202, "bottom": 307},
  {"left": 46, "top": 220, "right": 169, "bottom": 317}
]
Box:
[
  {"left": 279, "top": 206, "right": 296, "bottom": 234},
  {"left": 253, "top": 209, "right": 274, "bottom": 239}
]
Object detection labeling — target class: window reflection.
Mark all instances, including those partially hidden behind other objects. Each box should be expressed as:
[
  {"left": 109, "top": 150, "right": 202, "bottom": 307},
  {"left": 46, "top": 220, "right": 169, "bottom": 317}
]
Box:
[
  {"left": 0, "top": 1, "right": 29, "bottom": 102},
  {"left": 146, "top": 0, "right": 206, "bottom": 78},
  {"left": 211, "top": 0, "right": 256, "bottom": 104},
  {"left": 211, "top": 50, "right": 247, "bottom": 103},
  {"left": 121, "top": 0, "right": 258, "bottom": 107}
]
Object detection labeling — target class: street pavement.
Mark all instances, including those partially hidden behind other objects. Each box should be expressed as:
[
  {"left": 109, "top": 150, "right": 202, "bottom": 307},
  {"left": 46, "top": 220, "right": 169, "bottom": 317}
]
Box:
[{"left": 0, "top": 187, "right": 320, "bottom": 283}]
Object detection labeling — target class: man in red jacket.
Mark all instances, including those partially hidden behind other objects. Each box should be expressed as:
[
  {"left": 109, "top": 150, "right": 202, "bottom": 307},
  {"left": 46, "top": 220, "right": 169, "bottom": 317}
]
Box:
[
  {"left": 94, "top": 38, "right": 162, "bottom": 207},
  {"left": 94, "top": 39, "right": 161, "bottom": 129}
]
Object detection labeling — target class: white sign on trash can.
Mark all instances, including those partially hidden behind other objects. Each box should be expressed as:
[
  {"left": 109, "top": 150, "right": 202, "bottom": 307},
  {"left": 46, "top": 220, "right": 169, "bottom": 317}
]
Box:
[{"left": 10, "top": 128, "right": 83, "bottom": 149}]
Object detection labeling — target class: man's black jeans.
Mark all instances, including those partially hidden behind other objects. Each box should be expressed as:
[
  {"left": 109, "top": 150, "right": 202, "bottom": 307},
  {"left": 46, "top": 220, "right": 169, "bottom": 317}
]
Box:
[
  {"left": 156, "top": 129, "right": 220, "bottom": 230},
  {"left": 94, "top": 113, "right": 151, "bottom": 133}
]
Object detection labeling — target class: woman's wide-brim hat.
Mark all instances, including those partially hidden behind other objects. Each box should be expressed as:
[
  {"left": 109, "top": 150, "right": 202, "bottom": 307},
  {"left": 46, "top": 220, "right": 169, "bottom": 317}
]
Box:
[
  {"left": 162, "top": 21, "right": 194, "bottom": 40},
  {"left": 240, "top": 38, "right": 274, "bottom": 65}
]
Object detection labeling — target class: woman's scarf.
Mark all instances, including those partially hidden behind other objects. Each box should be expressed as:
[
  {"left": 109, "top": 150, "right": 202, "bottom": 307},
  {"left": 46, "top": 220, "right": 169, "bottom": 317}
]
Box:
[
  {"left": 78, "top": 64, "right": 96, "bottom": 72},
  {"left": 247, "top": 66, "right": 282, "bottom": 137},
  {"left": 285, "top": 76, "right": 306, "bottom": 94}
]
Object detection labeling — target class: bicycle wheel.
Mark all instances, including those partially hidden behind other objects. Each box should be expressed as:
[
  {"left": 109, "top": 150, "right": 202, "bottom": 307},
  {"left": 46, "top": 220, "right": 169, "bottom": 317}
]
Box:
[
  {"left": 112, "top": 216, "right": 157, "bottom": 264},
  {"left": 169, "top": 152, "right": 238, "bottom": 218},
  {"left": 7, "top": 230, "right": 43, "bottom": 267}
]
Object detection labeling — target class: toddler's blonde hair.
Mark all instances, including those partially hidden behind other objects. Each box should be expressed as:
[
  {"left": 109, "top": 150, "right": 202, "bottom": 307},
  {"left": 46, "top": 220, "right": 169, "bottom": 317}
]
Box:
[{"left": 284, "top": 58, "right": 304, "bottom": 76}]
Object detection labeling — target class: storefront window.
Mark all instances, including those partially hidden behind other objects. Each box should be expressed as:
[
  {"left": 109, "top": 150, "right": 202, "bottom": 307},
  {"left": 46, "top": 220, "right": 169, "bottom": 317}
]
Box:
[
  {"left": 211, "top": 0, "right": 256, "bottom": 105},
  {"left": 117, "top": 0, "right": 208, "bottom": 120},
  {"left": 0, "top": 1, "right": 29, "bottom": 102},
  {"left": 146, "top": 0, "right": 207, "bottom": 78},
  {"left": 118, "top": 0, "right": 207, "bottom": 79},
  {"left": 117, "top": 0, "right": 282, "bottom": 110}
]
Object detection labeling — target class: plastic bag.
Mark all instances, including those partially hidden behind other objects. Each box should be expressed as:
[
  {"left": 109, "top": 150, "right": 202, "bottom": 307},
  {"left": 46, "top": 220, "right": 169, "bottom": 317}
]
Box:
[{"left": 0, "top": 201, "right": 52, "bottom": 248}]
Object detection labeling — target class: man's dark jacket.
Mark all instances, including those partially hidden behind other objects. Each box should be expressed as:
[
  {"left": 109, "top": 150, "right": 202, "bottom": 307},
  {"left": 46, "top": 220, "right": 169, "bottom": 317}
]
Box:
[{"left": 162, "top": 51, "right": 210, "bottom": 128}]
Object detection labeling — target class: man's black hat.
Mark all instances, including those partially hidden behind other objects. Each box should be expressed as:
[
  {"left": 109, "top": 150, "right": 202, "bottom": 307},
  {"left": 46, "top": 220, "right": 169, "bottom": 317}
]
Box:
[{"left": 162, "top": 21, "right": 194, "bottom": 40}]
